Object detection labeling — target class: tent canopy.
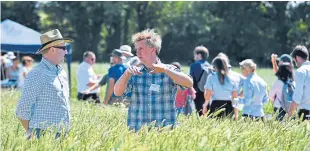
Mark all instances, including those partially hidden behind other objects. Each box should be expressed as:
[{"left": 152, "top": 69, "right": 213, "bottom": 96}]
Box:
[
  {"left": 1, "top": 19, "right": 71, "bottom": 53},
  {"left": 1, "top": 19, "right": 72, "bottom": 95}
]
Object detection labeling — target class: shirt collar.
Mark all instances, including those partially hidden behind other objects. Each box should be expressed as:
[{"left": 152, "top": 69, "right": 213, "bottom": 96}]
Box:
[
  {"left": 198, "top": 60, "right": 205, "bottom": 63},
  {"left": 83, "top": 61, "right": 92, "bottom": 67},
  {"left": 140, "top": 58, "right": 162, "bottom": 72},
  {"left": 301, "top": 61, "right": 310, "bottom": 66},
  {"left": 41, "top": 57, "right": 62, "bottom": 72},
  {"left": 247, "top": 72, "right": 255, "bottom": 79}
]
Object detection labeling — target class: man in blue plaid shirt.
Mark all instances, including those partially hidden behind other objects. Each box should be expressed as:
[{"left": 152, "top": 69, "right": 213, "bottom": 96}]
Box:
[
  {"left": 16, "top": 29, "right": 72, "bottom": 139},
  {"left": 114, "top": 29, "right": 193, "bottom": 131}
]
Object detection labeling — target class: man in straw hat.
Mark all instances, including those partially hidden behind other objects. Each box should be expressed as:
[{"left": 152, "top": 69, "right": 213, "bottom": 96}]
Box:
[
  {"left": 114, "top": 29, "right": 193, "bottom": 131},
  {"left": 16, "top": 29, "right": 72, "bottom": 139}
]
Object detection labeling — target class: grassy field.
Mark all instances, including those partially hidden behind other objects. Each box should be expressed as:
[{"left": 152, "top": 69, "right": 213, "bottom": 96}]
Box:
[{"left": 1, "top": 63, "right": 310, "bottom": 150}]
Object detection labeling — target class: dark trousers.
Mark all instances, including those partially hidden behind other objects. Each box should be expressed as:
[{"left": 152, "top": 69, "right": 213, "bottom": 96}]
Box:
[
  {"left": 77, "top": 93, "right": 100, "bottom": 103},
  {"left": 242, "top": 114, "right": 264, "bottom": 121},
  {"left": 209, "top": 100, "right": 233, "bottom": 118},
  {"left": 298, "top": 109, "right": 310, "bottom": 121},
  {"left": 274, "top": 107, "right": 286, "bottom": 121},
  {"left": 194, "top": 92, "right": 205, "bottom": 116}
]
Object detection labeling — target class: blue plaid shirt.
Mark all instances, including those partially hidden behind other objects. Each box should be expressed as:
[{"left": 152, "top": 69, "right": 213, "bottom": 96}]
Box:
[
  {"left": 126, "top": 62, "right": 180, "bottom": 131},
  {"left": 16, "top": 57, "right": 70, "bottom": 132}
]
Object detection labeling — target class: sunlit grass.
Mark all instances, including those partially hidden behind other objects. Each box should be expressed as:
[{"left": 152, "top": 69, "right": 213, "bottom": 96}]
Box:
[{"left": 1, "top": 63, "right": 309, "bottom": 150}]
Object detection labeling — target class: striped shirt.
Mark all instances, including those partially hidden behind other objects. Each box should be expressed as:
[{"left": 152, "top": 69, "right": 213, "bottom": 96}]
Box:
[
  {"left": 126, "top": 61, "right": 180, "bottom": 131},
  {"left": 16, "top": 57, "right": 70, "bottom": 132}
]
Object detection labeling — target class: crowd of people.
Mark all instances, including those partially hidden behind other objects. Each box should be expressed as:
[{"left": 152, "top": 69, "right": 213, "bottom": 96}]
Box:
[
  {"left": 1, "top": 52, "right": 34, "bottom": 89},
  {"left": 13, "top": 28, "right": 310, "bottom": 139}
]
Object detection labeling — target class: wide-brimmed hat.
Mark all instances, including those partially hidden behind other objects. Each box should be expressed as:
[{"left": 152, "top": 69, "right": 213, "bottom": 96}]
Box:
[
  {"left": 6, "top": 51, "right": 16, "bottom": 59},
  {"left": 36, "top": 29, "right": 73, "bottom": 54},
  {"left": 109, "top": 49, "right": 126, "bottom": 60},
  {"left": 120, "top": 45, "right": 134, "bottom": 57}
]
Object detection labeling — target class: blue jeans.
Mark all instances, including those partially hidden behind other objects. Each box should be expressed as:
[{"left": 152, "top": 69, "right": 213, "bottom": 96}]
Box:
[
  {"left": 176, "top": 107, "right": 184, "bottom": 116},
  {"left": 26, "top": 128, "right": 64, "bottom": 140},
  {"left": 176, "top": 100, "right": 196, "bottom": 116}
]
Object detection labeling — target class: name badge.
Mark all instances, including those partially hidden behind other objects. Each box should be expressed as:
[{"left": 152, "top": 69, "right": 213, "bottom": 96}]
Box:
[{"left": 149, "top": 84, "right": 160, "bottom": 92}]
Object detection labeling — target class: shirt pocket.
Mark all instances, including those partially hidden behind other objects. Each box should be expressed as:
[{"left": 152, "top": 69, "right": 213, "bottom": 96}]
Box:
[{"left": 154, "top": 75, "right": 170, "bottom": 102}]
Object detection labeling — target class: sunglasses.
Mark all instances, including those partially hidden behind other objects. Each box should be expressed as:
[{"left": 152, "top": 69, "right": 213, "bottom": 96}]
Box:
[{"left": 53, "top": 46, "right": 67, "bottom": 51}]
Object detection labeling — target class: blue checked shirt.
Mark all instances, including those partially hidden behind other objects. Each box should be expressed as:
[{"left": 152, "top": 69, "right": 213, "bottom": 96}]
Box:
[
  {"left": 125, "top": 62, "right": 181, "bottom": 131},
  {"left": 16, "top": 57, "right": 70, "bottom": 132}
]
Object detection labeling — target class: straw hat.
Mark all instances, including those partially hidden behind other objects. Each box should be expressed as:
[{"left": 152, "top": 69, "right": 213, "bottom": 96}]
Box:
[{"left": 36, "top": 29, "right": 73, "bottom": 54}]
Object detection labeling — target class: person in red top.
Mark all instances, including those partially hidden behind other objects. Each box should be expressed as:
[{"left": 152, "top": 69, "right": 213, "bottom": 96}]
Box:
[{"left": 172, "top": 62, "right": 196, "bottom": 116}]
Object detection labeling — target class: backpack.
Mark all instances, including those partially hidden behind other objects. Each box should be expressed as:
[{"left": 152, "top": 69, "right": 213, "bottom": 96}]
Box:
[
  {"left": 280, "top": 80, "right": 295, "bottom": 113},
  {"left": 197, "top": 63, "right": 213, "bottom": 92}
]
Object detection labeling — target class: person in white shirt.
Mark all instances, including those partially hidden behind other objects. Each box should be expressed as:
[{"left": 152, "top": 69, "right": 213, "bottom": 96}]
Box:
[
  {"left": 120, "top": 45, "right": 140, "bottom": 67},
  {"left": 288, "top": 45, "right": 310, "bottom": 120},
  {"left": 77, "top": 51, "right": 101, "bottom": 103},
  {"left": 18, "top": 56, "right": 34, "bottom": 89}
]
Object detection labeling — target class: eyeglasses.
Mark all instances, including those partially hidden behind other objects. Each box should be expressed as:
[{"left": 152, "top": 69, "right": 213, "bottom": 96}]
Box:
[{"left": 53, "top": 46, "right": 67, "bottom": 51}]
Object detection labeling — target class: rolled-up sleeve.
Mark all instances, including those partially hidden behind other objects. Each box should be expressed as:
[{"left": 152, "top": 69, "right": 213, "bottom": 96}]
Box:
[
  {"left": 16, "top": 71, "right": 41, "bottom": 120},
  {"left": 168, "top": 64, "right": 188, "bottom": 90},
  {"left": 293, "top": 71, "right": 305, "bottom": 104}
]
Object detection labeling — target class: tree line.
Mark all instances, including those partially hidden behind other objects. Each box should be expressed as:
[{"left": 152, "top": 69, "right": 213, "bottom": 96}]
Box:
[{"left": 2, "top": 1, "right": 310, "bottom": 66}]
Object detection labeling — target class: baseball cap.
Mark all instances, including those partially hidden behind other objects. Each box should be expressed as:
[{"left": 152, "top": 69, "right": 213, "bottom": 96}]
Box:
[
  {"left": 277, "top": 54, "right": 292, "bottom": 63},
  {"left": 109, "top": 49, "right": 126, "bottom": 60}
]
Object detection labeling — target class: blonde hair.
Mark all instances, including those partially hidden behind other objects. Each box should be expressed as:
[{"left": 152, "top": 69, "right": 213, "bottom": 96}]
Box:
[
  {"left": 239, "top": 59, "right": 257, "bottom": 71},
  {"left": 132, "top": 29, "right": 162, "bottom": 54}
]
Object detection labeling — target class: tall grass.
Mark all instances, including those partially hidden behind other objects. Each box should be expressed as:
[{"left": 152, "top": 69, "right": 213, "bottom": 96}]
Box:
[{"left": 1, "top": 63, "right": 309, "bottom": 150}]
